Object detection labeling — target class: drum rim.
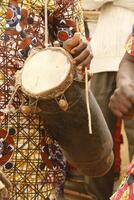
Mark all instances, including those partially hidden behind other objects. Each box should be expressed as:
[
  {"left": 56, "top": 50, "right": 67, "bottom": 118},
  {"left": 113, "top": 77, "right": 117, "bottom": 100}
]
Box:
[{"left": 19, "top": 47, "right": 74, "bottom": 99}]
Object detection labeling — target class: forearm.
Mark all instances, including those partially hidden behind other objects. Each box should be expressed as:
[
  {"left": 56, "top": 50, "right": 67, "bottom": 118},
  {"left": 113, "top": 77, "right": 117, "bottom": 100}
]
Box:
[{"left": 117, "top": 52, "right": 134, "bottom": 88}]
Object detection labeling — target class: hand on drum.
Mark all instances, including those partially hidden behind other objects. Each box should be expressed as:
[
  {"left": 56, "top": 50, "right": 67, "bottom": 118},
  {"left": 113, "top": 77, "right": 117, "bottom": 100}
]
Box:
[
  {"left": 109, "top": 84, "right": 134, "bottom": 119},
  {"left": 63, "top": 32, "right": 93, "bottom": 73}
]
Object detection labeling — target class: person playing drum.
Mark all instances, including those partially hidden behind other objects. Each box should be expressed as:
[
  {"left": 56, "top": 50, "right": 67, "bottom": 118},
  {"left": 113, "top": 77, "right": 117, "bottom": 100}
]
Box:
[{"left": 0, "top": 0, "right": 93, "bottom": 199}]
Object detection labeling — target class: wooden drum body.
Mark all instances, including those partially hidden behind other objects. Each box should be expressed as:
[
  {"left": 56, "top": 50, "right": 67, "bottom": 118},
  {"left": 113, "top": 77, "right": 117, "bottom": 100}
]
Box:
[{"left": 17, "top": 46, "right": 114, "bottom": 177}]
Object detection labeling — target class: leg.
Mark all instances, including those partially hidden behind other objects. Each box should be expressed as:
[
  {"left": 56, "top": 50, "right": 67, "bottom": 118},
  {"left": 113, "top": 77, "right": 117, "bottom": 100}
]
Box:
[{"left": 85, "top": 72, "right": 117, "bottom": 200}]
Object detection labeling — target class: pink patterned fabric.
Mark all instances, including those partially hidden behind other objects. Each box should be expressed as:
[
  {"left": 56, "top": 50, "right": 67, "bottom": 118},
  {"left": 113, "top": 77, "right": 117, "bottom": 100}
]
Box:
[{"left": 111, "top": 159, "right": 134, "bottom": 200}]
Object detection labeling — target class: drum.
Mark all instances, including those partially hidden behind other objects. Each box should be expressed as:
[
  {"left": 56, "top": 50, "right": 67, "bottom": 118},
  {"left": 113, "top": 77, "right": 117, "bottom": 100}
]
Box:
[{"left": 17, "top": 46, "right": 114, "bottom": 177}]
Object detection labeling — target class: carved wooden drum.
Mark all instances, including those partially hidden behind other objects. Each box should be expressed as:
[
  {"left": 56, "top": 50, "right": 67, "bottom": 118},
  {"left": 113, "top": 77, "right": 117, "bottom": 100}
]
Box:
[{"left": 17, "top": 46, "right": 114, "bottom": 177}]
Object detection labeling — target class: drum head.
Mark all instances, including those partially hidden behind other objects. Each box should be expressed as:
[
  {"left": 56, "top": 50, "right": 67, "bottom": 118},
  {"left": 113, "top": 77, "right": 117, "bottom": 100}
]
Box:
[{"left": 21, "top": 47, "right": 73, "bottom": 99}]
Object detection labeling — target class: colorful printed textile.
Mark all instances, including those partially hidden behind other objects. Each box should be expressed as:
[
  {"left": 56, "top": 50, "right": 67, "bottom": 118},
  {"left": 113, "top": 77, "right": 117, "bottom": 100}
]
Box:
[
  {"left": 0, "top": 0, "right": 84, "bottom": 199},
  {"left": 125, "top": 25, "right": 134, "bottom": 56},
  {"left": 111, "top": 159, "right": 134, "bottom": 200}
]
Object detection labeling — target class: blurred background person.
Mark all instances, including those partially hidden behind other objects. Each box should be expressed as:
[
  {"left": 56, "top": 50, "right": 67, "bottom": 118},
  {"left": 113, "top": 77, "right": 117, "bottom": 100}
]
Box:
[
  {"left": 110, "top": 26, "right": 134, "bottom": 200},
  {"left": 84, "top": 1, "right": 134, "bottom": 200}
]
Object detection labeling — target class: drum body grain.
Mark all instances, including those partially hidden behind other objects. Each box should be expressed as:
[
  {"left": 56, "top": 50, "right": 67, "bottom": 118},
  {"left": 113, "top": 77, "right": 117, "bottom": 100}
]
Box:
[
  {"left": 38, "top": 83, "right": 114, "bottom": 177},
  {"left": 19, "top": 47, "right": 114, "bottom": 177}
]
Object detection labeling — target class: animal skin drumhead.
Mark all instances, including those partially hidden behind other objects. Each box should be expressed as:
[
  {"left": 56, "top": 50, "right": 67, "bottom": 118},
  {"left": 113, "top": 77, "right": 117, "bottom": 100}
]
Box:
[{"left": 21, "top": 48, "right": 72, "bottom": 97}]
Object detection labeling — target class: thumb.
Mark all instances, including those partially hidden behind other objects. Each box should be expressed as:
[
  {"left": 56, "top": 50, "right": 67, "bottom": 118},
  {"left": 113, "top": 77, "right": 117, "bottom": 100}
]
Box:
[{"left": 63, "top": 32, "right": 81, "bottom": 52}]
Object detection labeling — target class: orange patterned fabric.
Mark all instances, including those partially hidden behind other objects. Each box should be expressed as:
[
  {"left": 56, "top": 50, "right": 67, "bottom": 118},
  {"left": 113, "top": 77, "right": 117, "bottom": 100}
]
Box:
[{"left": 0, "top": 0, "right": 84, "bottom": 199}]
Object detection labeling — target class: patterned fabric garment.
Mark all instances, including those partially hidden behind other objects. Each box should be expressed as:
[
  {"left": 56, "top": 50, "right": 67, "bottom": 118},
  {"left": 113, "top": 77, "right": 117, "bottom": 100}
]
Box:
[
  {"left": 126, "top": 35, "right": 134, "bottom": 56},
  {"left": 125, "top": 25, "right": 134, "bottom": 56},
  {"left": 0, "top": 0, "right": 84, "bottom": 199},
  {"left": 111, "top": 159, "right": 134, "bottom": 200}
]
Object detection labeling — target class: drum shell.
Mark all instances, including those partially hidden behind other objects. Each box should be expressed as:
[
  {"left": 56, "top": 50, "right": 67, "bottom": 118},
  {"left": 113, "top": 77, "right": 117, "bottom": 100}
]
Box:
[{"left": 38, "top": 83, "right": 114, "bottom": 177}]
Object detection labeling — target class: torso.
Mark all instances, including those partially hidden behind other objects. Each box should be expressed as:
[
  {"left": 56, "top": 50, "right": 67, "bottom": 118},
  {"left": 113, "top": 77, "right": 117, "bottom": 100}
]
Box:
[{"left": 0, "top": 0, "right": 84, "bottom": 199}]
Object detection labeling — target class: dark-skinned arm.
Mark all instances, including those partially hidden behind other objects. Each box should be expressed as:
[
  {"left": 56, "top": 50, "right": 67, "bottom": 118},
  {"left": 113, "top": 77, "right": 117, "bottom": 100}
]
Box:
[{"left": 109, "top": 52, "right": 134, "bottom": 119}]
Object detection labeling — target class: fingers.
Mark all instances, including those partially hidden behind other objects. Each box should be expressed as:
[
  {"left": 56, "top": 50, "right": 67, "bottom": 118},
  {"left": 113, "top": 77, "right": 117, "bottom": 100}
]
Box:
[
  {"left": 109, "top": 85, "right": 134, "bottom": 118},
  {"left": 71, "top": 42, "right": 87, "bottom": 56},
  {"left": 109, "top": 94, "right": 130, "bottom": 117},
  {"left": 73, "top": 48, "right": 92, "bottom": 67},
  {"left": 72, "top": 44, "right": 93, "bottom": 68},
  {"left": 109, "top": 101, "right": 133, "bottom": 118},
  {"left": 63, "top": 32, "right": 93, "bottom": 73},
  {"left": 63, "top": 32, "right": 81, "bottom": 52}
]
